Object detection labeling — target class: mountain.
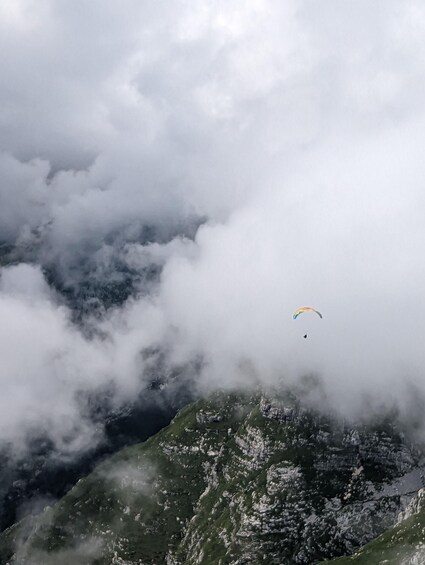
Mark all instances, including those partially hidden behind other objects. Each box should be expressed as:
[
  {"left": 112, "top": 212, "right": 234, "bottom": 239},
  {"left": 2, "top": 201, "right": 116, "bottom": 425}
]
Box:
[
  {"left": 0, "top": 386, "right": 180, "bottom": 534},
  {"left": 323, "top": 489, "right": 425, "bottom": 564},
  {"left": 0, "top": 389, "right": 423, "bottom": 564}
]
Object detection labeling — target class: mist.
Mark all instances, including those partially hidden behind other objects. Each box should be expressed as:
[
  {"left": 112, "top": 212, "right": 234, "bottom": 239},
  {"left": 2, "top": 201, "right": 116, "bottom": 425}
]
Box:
[{"left": 1, "top": 0, "right": 425, "bottom": 454}]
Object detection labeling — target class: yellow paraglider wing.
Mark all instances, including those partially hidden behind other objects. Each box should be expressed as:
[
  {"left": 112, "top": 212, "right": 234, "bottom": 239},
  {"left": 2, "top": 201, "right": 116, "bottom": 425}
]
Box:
[{"left": 292, "top": 307, "right": 322, "bottom": 320}]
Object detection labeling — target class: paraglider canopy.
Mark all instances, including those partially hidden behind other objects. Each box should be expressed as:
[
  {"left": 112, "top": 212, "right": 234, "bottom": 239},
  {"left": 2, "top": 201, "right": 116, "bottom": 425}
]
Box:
[{"left": 293, "top": 307, "right": 322, "bottom": 320}]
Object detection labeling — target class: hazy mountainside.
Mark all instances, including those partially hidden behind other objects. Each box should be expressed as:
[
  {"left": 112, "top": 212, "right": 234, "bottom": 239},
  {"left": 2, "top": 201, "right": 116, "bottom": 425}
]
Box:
[
  {"left": 0, "top": 237, "right": 195, "bottom": 533},
  {"left": 0, "top": 343, "right": 194, "bottom": 533},
  {"left": 0, "top": 388, "right": 181, "bottom": 533},
  {"left": 1, "top": 390, "right": 424, "bottom": 565},
  {"left": 323, "top": 489, "right": 425, "bottom": 564},
  {"left": 0, "top": 219, "right": 203, "bottom": 321}
]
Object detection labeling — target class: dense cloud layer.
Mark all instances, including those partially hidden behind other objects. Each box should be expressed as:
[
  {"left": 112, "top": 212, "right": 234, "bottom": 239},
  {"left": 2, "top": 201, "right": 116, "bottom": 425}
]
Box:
[{"left": 1, "top": 0, "right": 425, "bottom": 452}]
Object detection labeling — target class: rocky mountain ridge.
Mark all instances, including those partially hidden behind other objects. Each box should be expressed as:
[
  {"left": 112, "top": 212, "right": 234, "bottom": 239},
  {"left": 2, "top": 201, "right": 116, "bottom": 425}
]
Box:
[{"left": 0, "top": 390, "right": 424, "bottom": 564}]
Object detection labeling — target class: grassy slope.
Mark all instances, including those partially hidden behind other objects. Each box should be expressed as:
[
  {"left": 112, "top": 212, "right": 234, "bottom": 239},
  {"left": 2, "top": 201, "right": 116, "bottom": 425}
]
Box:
[{"left": 0, "top": 393, "right": 252, "bottom": 564}]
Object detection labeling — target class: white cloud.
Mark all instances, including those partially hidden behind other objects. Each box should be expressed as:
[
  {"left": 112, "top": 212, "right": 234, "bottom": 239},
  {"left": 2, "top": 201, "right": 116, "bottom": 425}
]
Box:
[{"left": 1, "top": 1, "right": 425, "bottom": 451}]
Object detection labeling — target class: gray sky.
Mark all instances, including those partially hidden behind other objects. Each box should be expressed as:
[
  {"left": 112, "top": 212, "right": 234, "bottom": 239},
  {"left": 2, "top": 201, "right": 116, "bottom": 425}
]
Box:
[{"left": 1, "top": 0, "right": 425, "bottom": 452}]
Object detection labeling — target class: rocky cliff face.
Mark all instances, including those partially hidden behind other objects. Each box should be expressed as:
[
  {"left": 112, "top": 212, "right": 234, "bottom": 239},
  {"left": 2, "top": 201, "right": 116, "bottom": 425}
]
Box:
[
  {"left": 1, "top": 391, "right": 423, "bottom": 565},
  {"left": 323, "top": 488, "right": 425, "bottom": 564}
]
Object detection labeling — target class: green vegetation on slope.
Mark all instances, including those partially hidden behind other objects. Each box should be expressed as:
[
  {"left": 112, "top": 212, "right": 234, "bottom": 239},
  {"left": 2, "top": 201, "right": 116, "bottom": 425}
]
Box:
[{"left": 1, "top": 390, "right": 423, "bottom": 565}]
